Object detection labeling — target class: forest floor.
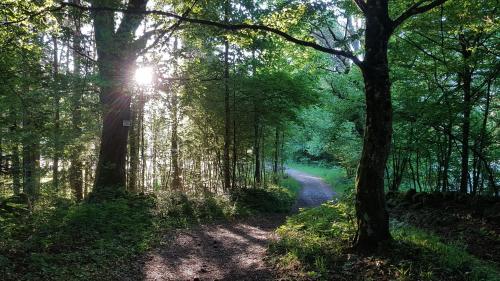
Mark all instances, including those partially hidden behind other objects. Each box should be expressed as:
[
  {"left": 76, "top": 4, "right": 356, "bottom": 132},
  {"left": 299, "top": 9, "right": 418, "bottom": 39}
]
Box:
[
  {"left": 141, "top": 169, "right": 336, "bottom": 281},
  {"left": 388, "top": 192, "right": 500, "bottom": 267}
]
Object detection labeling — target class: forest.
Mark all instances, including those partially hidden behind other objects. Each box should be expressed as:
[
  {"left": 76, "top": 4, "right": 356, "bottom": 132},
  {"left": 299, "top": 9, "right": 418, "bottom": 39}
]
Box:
[{"left": 0, "top": 0, "right": 499, "bottom": 280}]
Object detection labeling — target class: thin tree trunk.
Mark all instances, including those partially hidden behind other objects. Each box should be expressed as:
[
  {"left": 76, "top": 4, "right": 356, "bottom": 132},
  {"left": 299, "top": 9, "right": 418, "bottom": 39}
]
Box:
[
  {"left": 472, "top": 81, "right": 491, "bottom": 194},
  {"left": 141, "top": 106, "right": 146, "bottom": 192},
  {"left": 254, "top": 112, "right": 261, "bottom": 186},
  {"left": 22, "top": 113, "right": 40, "bottom": 201},
  {"left": 52, "top": 36, "right": 61, "bottom": 191},
  {"left": 69, "top": 1, "right": 84, "bottom": 200},
  {"left": 170, "top": 38, "right": 182, "bottom": 191},
  {"left": 459, "top": 34, "right": 472, "bottom": 194},
  {"left": 442, "top": 121, "right": 452, "bottom": 192},
  {"left": 222, "top": 0, "right": 231, "bottom": 192},
  {"left": 128, "top": 93, "right": 142, "bottom": 192},
  {"left": 273, "top": 126, "right": 279, "bottom": 183}
]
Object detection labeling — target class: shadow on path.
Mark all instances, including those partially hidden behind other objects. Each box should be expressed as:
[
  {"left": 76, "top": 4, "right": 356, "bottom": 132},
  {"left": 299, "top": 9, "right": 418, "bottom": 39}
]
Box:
[
  {"left": 140, "top": 169, "right": 335, "bottom": 281},
  {"left": 142, "top": 215, "right": 284, "bottom": 281}
]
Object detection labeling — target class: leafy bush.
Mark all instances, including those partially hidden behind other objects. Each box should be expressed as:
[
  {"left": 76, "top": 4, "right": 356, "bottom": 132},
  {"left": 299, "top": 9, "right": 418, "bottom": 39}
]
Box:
[
  {"left": 232, "top": 185, "right": 297, "bottom": 213},
  {"left": 153, "top": 191, "right": 237, "bottom": 227}
]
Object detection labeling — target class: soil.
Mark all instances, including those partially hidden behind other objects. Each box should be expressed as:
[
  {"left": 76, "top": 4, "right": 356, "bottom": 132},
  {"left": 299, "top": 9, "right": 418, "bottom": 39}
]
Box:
[{"left": 141, "top": 169, "right": 335, "bottom": 281}]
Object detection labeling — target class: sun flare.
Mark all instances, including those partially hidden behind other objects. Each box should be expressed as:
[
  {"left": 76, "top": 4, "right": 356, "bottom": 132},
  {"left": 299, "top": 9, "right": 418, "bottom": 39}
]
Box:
[{"left": 134, "top": 67, "right": 154, "bottom": 86}]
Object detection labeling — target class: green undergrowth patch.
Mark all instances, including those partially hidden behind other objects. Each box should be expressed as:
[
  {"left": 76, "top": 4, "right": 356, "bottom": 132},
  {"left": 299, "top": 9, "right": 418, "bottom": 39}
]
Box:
[
  {"left": 231, "top": 182, "right": 297, "bottom": 214},
  {"left": 1, "top": 181, "right": 299, "bottom": 281},
  {"left": 287, "top": 162, "right": 352, "bottom": 195},
  {"left": 269, "top": 197, "right": 500, "bottom": 281},
  {"left": 279, "top": 176, "right": 302, "bottom": 196},
  {"left": 1, "top": 194, "right": 156, "bottom": 281}
]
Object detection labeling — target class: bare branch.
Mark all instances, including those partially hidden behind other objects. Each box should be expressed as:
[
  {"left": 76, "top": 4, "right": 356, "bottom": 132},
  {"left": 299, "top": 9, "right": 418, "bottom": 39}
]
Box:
[{"left": 392, "top": 0, "right": 448, "bottom": 29}]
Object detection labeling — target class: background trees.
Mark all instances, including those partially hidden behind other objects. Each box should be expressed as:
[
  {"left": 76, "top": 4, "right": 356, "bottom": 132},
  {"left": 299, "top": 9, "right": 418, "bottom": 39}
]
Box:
[{"left": 0, "top": 0, "right": 497, "bottom": 253}]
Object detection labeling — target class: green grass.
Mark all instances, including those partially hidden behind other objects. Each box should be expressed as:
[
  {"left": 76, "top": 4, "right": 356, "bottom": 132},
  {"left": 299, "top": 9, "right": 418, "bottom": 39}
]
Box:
[
  {"left": 269, "top": 198, "right": 500, "bottom": 281},
  {"left": 286, "top": 162, "right": 353, "bottom": 195},
  {"left": 279, "top": 176, "right": 302, "bottom": 196}
]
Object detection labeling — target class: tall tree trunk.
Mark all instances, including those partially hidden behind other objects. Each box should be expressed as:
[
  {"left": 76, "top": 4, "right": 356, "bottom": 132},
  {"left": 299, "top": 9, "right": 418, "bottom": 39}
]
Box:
[
  {"left": 69, "top": 0, "right": 83, "bottom": 200},
  {"left": 170, "top": 38, "right": 182, "bottom": 191},
  {"left": 140, "top": 107, "right": 146, "bottom": 192},
  {"left": 128, "top": 94, "right": 142, "bottom": 192},
  {"left": 441, "top": 121, "right": 452, "bottom": 192},
  {"left": 232, "top": 89, "right": 237, "bottom": 189},
  {"left": 254, "top": 111, "right": 261, "bottom": 186},
  {"left": 354, "top": 2, "right": 393, "bottom": 250},
  {"left": 93, "top": 86, "right": 132, "bottom": 191},
  {"left": 473, "top": 81, "right": 491, "bottom": 194},
  {"left": 273, "top": 126, "right": 279, "bottom": 183},
  {"left": 222, "top": 0, "right": 231, "bottom": 192},
  {"left": 459, "top": 34, "right": 472, "bottom": 194},
  {"left": 12, "top": 144, "right": 21, "bottom": 195},
  {"left": 170, "top": 90, "right": 182, "bottom": 190},
  {"left": 90, "top": 0, "right": 148, "bottom": 196},
  {"left": 52, "top": 36, "right": 61, "bottom": 191},
  {"left": 9, "top": 116, "right": 21, "bottom": 195},
  {"left": 22, "top": 114, "right": 40, "bottom": 201}
]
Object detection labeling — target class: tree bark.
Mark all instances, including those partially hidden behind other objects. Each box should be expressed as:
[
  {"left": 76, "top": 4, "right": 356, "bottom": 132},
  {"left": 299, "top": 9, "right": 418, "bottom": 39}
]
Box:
[
  {"left": 354, "top": 1, "right": 393, "bottom": 250},
  {"left": 90, "top": 0, "right": 148, "bottom": 196}
]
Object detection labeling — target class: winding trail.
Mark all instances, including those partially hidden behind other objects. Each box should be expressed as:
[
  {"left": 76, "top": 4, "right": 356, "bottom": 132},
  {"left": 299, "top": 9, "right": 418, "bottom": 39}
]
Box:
[
  {"left": 142, "top": 169, "right": 335, "bottom": 281},
  {"left": 287, "top": 168, "right": 337, "bottom": 210}
]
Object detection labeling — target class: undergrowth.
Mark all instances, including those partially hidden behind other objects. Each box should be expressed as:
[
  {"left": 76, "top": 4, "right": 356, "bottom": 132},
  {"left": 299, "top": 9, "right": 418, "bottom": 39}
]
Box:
[
  {"left": 231, "top": 181, "right": 298, "bottom": 214},
  {"left": 269, "top": 196, "right": 500, "bottom": 281},
  {"left": 0, "top": 181, "right": 298, "bottom": 281}
]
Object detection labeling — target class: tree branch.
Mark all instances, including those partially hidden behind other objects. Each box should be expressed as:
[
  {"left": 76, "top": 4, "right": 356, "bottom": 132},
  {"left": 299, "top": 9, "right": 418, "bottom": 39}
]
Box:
[
  {"left": 58, "top": 1, "right": 363, "bottom": 66},
  {"left": 352, "top": 0, "right": 367, "bottom": 15},
  {"left": 392, "top": 0, "right": 448, "bottom": 28}
]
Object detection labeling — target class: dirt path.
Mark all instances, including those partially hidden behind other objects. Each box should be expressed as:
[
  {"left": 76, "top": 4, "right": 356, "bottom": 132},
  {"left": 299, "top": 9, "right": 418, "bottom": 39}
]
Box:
[
  {"left": 142, "top": 170, "right": 335, "bottom": 281},
  {"left": 286, "top": 168, "right": 336, "bottom": 210}
]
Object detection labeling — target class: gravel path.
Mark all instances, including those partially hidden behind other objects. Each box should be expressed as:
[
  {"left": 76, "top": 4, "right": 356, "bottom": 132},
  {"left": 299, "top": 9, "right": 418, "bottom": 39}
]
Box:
[
  {"left": 142, "top": 169, "right": 335, "bottom": 281},
  {"left": 287, "top": 168, "right": 337, "bottom": 210}
]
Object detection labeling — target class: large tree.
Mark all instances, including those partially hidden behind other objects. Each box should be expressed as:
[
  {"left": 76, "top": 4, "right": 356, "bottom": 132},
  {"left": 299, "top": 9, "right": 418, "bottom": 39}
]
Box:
[{"left": 89, "top": 0, "right": 148, "bottom": 194}]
